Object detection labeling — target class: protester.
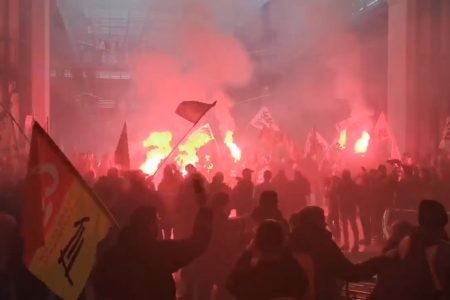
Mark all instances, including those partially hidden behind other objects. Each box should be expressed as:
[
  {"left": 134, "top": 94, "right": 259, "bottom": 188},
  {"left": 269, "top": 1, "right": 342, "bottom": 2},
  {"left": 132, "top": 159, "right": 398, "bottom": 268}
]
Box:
[
  {"left": 158, "top": 165, "right": 182, "bottom": 239},
  {"left": 289, "top": 206, "right": 381, "bottom": 300},
  {"left": 226, "top": 220, "right": 308, "bottom": 300},
  {"left": 251, "top": 190, "right": 289, "bottom": 234},
  {"left": 397, "top": 199, "right": 450, "bottom": 300},
  {"left": 191, "top": 193, "right": 237, "bottom": 300},
  {"left": 232, "top": 168, "right": 255, "bottom": 217},
  {"left": 93, "top": 178, "right": 212, "bottom": 300},
  {"left": 337, "top": 170, "right": 360, "bottom": 252},
  {"left": 369, "top": 220, "right": 414, "bottom": 300},
  {"left": 254, "top": 170, "right": 274, "bottom": 201},
  {"left": 208, "top": 172, "right": 232, "bottom": 197}
]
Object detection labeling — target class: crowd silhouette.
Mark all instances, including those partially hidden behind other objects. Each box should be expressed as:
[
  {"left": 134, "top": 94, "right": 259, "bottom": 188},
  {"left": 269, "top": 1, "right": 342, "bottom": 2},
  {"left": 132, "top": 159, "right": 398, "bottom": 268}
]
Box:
[{"left": 1, "top": 160, "right": 450, "bottom": 300}]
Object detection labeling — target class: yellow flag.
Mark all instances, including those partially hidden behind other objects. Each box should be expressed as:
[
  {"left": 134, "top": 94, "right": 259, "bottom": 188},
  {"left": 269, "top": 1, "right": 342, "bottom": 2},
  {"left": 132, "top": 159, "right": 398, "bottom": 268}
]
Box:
[{"left": 22, "top": 122, "right": 114, "bottom": 300}]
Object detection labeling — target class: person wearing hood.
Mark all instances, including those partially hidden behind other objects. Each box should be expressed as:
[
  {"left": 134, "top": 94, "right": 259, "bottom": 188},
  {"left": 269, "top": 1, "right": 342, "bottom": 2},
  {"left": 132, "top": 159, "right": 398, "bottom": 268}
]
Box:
[
  {"left": 226, "top": 220, "right": 308, "bottom": 300},
  {"left": 289, "top": 206, "right": 382, "bottom": 300}
]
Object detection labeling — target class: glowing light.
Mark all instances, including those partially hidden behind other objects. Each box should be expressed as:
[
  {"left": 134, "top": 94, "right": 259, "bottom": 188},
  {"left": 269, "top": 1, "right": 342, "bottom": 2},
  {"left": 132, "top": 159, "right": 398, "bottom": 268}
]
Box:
[
  {"left": 176, "top": 126, "right": 214, "bottom": 173},
  {"left": 354, "top": 131, "right": 371, "bottom": 154},
  {"left": 140, "top": 131, "right": 173, "bottom": 175},
  {"left": 338, "top": 129, "right": 347, "bottom": 149},
  {"left": 224, "top": 131, "right": 241, "bottom": 162}
]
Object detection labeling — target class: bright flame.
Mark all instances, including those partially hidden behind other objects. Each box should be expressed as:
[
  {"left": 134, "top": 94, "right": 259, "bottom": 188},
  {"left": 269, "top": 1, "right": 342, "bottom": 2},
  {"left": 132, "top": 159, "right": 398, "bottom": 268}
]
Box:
[
  {"left": 140, "top": 131, "right": 173, "bottom": 175},
  {"left": 354, "top": 131, "right": 371, "bottom": 154},
  {"left": 224, "top": 131, "right": 241, "bottom": 162},
  {"left": 338, "top": 129, "right": 347, "bottom": 149},
  {"left": 176, "top": 127, "right": 214, "bottom": 172}
]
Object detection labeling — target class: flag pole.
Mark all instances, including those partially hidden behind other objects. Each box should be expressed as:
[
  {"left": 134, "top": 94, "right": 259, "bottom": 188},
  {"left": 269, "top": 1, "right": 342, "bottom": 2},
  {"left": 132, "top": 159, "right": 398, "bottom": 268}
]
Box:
[
  {"left": 0, "top": 102, "right": 31, "bottom": 144},
  {"left": 153, "top": 122, "right": 198, "bottom": 176},
  {"left": 153, "top": 100, "right": 216, "bottom": 176}
]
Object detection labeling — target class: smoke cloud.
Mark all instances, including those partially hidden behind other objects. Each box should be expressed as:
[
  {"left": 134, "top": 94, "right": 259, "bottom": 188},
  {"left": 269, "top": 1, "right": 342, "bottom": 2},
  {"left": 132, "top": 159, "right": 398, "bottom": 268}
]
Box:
[{"left": 130, "top": 0, "right": 256, "bottom": 139}]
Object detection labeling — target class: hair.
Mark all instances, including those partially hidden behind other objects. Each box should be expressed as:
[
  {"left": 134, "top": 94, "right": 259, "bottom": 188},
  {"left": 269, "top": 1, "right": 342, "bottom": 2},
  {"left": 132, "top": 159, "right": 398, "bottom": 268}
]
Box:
[
  {"left": 290, "top": 206, "right": 326, "bottom": 230},
  {"left": 418, "top": 199, "right": 448, "bottom": 229}
]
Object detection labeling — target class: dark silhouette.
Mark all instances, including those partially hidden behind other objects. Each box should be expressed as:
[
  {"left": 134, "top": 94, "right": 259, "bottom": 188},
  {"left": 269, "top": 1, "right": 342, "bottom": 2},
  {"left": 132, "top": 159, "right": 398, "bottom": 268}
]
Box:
[
  {"left": 93, "top": 194, "right": 212, "bottom": 300},
  {"left": 337, "top": 170, "right": 359, "bottom": 252},
  {"left": 289, "top": 206, "right": 380, "bottom": 300},
  {"left": 369, "top": 220, "right": 413, "bottom": 300},
  {"left": 232, "top": 168, "right": 255, "bottom": 216},
  {"left": 398, "top": 200, "right": 450, "bottom": 300},
  {"left": 251, "top": 190, "right": 289, "bottom": 234},
  {"left": 226, "top": 220, "right": 308, "bottom": 300},
  {"left": 254, "top": 170, "right": 274, "bottom": 201}
]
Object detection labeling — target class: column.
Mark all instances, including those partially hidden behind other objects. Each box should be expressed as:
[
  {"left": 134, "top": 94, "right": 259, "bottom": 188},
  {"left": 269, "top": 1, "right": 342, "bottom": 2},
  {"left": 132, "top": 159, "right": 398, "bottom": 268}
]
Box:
[
  {"left": 387, "top": 0, "right": 415, "bottom": 154},
  {"left": 31, "top": 0, "right": 50, "bottom": 130}
]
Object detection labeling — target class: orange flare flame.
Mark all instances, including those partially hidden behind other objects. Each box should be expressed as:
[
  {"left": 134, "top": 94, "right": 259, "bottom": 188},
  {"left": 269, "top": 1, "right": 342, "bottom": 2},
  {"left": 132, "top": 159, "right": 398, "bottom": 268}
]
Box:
[
  {"left": 224, "top": 130, "right": 241, "bottom": 162},
  {"left": 176, "top": 126, "right": 214, "bottom": 172},
  {"left": 140, "top": 131, "right": 173, "bottom": 175},
  {"left": 354, "top": 131, "right": 371, "bottom": 154},
  {"left": 338, "top": 129, "right": 347, "bottom": 149}
]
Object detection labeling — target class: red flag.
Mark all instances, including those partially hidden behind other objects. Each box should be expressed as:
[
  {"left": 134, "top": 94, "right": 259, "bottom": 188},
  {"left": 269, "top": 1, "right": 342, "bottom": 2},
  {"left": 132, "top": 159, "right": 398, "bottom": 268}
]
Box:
[
  {"left": 114, "top": 122, "right": 130, "bottom": 170},
  {"left": 175, "top": 101, "right": 216, "bottom": 124}
]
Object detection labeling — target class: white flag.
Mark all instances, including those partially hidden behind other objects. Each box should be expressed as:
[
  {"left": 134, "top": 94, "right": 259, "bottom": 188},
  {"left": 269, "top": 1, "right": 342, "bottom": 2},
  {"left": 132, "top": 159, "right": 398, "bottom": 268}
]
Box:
[
  {"left": 304, "top": 128, "right": 329, "bottom": 158},
  {"left": 372, "top": 112, "right": 401, "bottom": 159},
  {"left": 250, "top": 106, "right": 279, "bottom": 131},
  {"left": 439, "top": 117, "right": 450, "bottom": 151}
]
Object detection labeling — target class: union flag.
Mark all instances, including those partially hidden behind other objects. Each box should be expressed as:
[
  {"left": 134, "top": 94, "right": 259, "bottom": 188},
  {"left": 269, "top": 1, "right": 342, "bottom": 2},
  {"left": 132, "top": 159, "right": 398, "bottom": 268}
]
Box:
[{"left": 21, "top": 122, "right": 114, "bottom": 300}]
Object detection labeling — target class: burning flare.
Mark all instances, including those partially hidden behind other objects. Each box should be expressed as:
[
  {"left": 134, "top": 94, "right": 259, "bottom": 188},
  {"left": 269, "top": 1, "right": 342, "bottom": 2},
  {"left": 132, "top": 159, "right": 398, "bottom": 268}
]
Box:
[
  {"left": 338, "top": 129, "right": 347, "bottom": 149},
  {"left": 354, "top": 131, "right": 371, "bottom": 154},
  {"left": 176, "top": 126, "right": 214, "bottom": 172},
  {"left": 140, "top": 131, "right": 173, "bottom": 175},
  {"left": 224, "top": 131, "right": 241, "bottom": 162}
]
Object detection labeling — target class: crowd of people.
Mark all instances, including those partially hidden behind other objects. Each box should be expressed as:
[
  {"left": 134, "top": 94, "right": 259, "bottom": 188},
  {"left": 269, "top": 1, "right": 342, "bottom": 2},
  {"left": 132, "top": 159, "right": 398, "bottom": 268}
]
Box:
[{"left": 1, "top": 156, "right": 450, "bottom": 300}]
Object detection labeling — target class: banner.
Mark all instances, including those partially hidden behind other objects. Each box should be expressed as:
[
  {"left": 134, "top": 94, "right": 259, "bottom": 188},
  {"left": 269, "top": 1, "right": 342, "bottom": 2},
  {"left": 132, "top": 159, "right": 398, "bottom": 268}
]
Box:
[
  {"left": 250, "top": 106, "right": 279, "bottom": 131},
  {"left": 371, "top": 112, "right": 401, "bottom": 159},
  {"left": 304, "top": 127, "right": 329, "bottom": 159},
  {"left": 22, "top": 122, "right": 114, "bottom": 300}
]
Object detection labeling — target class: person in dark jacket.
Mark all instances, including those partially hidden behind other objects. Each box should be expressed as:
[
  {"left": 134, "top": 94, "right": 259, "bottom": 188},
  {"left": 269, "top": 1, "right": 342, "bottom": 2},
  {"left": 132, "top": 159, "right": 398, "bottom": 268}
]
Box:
[
  {"left": 232, "top": 168, "right": 255, "bottom": 216},
  {"left": 337, "top": 170, "right": 359, "bottom": 252},
  {"left": 369, "top": 220, "right": 413, "bottom": 300},
  {"left": 398, "top": 199, "right": 450, "bottom": 300},
  {"left": 289, "top": 206, "right": 381, "bottom": 300},
  {"left": 251, "top": 190, "right": 289, "bottom": 234},
  {"left": 93, "top": 187, "right": 212, "bottom": 300},
  {"left": 226, "top": 220, "right": 308, "bottom": 300},
  {"left": 192, "top": 192, "right": 238, "bottom": 300}
]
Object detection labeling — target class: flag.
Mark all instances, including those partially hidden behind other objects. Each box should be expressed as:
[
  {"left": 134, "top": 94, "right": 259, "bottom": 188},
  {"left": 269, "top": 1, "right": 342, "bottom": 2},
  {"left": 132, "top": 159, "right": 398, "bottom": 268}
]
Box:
[
  {"left": 250, "top": 106, "right": 279, "bottom": 131},
  {"left": 371, "top": 112, "right": 401, "bottom": 159},
  {"left": 176, "top": 101, "right": 217, "bottom": 124},
  {"left": 304, "top": 127, "right": 329, "bottom": 159},
  {"left": 114, "top": 122, "right": 130, "bottom": 170},
  {"left": 21, "top": 122, "right": 114, "bottom": 300},
  {"left": 439, "top": 116, "right": 450, "bottom": 151},
  {"left": 196, "top": 123, "right": 215, "bottom": 140}
]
